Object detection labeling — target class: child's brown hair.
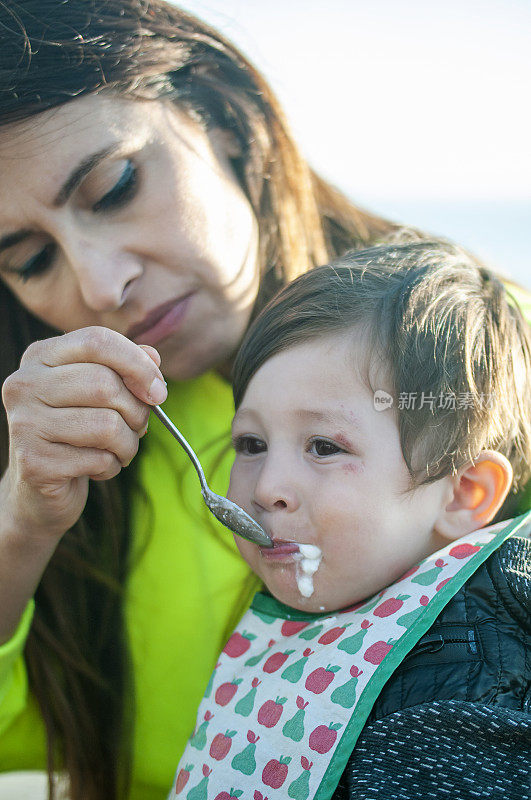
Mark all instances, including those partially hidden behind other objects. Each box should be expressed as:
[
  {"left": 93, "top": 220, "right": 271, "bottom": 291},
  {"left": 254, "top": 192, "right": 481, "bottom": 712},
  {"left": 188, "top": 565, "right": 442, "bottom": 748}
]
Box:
[{"left": 233, "top": 240, "right": 531, "bottom": 520}]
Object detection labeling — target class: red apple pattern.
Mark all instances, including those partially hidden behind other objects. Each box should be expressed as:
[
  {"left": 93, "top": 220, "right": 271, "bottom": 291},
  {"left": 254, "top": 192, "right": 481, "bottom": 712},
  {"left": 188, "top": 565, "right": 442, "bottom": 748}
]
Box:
[
  {"left": 173, "top": 531, "right": 493, "bottom": 799},
  {"left": 263, "top": 650, "right": 295, "bottom": 673},
  {"left": 363, "top": 639, "right": 395, "bottom": 664},
  {"left": 215, "top": 679, "right": 243, "bottom": 706},
  {"left": 309, "top": 722, "right": 343, "bottom": 753},
  {"left": 224, "top": 631, "right": 257, "bottom": 658},
  {"left": 257, "top": 697, "right": 287, "bottom": 728},
  {"left": 262, "top": 756, "right": 292, "bottom": 788},
  {"left": 373, "top": 595, "right": 410, "bottom": 618},
  {"left": 214, "top": 790, "right": 242, "bottom": 800},
  {"left": 305, "top": 665, "right": 340, "bottom": 694},
  {"left": 449, "top": 542, "right": 480, "bottom": 559},
  {"left": 210, "top": 730, "right": 237, "bottom": 760},
  {"left": 318, "top": 624, "right": 351, "bottom": 645},
  {"left": 281, "top": 620, "right": 310, "bottom": 637}
]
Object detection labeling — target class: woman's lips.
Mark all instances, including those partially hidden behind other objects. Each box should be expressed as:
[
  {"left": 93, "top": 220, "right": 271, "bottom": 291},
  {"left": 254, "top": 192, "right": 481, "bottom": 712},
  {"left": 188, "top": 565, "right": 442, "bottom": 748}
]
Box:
[
  {"left": 127, "top": 293, "right": 194, "bottom": 346},
  {"left": 260, "top": 539, "right": 300, "bottom": 560}
]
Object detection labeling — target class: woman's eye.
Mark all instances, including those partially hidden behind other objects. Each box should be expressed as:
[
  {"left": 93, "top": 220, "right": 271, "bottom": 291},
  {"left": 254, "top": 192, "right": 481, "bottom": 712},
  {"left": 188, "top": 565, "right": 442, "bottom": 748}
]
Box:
[
  {"left": 233, "top": 435, "right": 267, "bottom": 455},
  {"left": 308, "top": 438, "right": 345, "bottom": 457},
  {"left": 17, "top": 242, "right": 56, "bottom": 283},
  {"left": 92, "top": 160, "right": 138, "bottom": 212}
]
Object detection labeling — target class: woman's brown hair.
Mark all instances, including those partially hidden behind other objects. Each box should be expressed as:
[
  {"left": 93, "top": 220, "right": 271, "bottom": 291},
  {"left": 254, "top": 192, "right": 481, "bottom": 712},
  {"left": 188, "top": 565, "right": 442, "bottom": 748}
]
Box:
[{"left": 0, "top": 2, "right": 398, "bottom": 798}]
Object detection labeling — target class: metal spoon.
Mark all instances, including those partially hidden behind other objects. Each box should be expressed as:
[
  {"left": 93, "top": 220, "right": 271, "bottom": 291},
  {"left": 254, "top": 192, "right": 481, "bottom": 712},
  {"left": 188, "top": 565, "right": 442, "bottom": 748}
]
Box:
[{"left": 151, "top": 405, "right": 273, "bottom": 548}]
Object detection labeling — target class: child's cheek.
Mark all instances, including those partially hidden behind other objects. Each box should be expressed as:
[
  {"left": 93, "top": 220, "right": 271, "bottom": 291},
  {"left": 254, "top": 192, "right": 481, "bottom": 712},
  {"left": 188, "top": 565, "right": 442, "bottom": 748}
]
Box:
[
  {"left": 341, "top": 462, "right": 362, "bottom": 474},
  {"left": 232, "top": 537, "right": 262, "bottom": 577},
  {"left": 228, "top": 457, "right": 262, "bottom": 508}
]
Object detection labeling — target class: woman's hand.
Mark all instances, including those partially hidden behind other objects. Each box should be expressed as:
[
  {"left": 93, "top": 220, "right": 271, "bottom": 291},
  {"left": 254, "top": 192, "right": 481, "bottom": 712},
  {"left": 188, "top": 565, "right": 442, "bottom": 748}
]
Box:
[{"left": 0, "top": 326, "right": 167, "bottom": 541}]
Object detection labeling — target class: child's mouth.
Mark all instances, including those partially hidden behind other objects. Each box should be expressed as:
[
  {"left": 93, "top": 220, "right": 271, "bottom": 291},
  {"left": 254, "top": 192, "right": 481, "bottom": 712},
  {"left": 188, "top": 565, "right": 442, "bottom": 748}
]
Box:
[
  {"left": 259, "top": 539, "right": 300, "bottom": 559},
  {"left": 259, "top": 539, "right": 323, "bottom": 599}
]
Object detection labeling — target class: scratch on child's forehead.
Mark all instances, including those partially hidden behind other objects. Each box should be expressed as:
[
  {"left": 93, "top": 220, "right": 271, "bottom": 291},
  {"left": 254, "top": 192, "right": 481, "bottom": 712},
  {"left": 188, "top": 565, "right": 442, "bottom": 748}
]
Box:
[{"left": 338, "top": 403, "right": 363, "bottom": 427}]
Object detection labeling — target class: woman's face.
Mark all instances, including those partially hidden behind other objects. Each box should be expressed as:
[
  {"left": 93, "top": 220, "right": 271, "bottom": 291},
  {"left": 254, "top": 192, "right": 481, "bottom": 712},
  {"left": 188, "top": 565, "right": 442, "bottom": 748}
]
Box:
[{"left": 0, "top": 94, "right": 260, "bottom": 379}]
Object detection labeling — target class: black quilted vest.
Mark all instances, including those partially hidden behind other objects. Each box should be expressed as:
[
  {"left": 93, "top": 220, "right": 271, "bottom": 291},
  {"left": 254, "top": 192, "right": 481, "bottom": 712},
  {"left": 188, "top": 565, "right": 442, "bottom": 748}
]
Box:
[{"left": 333, "top": 533, "right": 531, "bottom": 800}]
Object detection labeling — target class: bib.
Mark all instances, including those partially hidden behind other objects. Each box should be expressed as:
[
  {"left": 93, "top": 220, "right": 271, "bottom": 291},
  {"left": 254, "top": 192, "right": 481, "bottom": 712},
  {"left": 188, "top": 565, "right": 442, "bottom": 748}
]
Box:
[{"left": 170, "top": 513, "right": 530, "bottom": 800}]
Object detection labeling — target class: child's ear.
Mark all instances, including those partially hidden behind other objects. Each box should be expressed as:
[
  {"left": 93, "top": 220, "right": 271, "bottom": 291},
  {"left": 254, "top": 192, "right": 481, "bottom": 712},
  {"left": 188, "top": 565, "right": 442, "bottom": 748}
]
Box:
[{"left": 434, "top": 451, "right": 513, "bottom": 540}]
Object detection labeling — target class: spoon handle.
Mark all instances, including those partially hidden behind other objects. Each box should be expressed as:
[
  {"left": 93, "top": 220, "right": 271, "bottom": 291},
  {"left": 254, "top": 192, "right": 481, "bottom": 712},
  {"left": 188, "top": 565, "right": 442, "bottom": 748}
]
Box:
[{"left": 151, "top": 405, "right": 208, "bottom": 495}]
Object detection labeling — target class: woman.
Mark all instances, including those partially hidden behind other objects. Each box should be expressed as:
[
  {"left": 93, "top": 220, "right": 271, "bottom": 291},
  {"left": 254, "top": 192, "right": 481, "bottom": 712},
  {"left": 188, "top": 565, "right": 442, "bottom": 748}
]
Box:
[{"left": 0, "top": 2, "right": 400, "bottom": 799}]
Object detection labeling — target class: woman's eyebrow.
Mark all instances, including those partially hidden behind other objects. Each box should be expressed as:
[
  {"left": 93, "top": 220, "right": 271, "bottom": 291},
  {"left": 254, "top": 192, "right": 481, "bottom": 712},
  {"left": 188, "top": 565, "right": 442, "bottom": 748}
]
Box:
[
  {"left": 0, "top": 144, "right": 123, "bottom": 253},
  {"left": 0, "top": 229, "right": 33, "bottom": 255},
  {"left": 52, "top": 143, "right": 121, "bottom": 207}
]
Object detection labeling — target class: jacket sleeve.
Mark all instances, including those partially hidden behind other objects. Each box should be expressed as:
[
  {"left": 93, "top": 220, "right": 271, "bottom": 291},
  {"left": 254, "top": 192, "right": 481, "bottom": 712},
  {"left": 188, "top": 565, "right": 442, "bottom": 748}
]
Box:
[
  {"left": 332, "top": 700, "right": 531, "bottom": 800},
  {"left": 0, "top": 601, "right": 34, "bottom": 737}
]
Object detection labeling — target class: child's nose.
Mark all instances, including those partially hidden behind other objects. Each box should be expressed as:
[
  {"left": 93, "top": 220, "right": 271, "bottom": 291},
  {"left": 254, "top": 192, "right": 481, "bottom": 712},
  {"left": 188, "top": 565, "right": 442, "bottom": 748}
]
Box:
[{"left": 252, "top": 458, "right": 300, "bottom": 513}]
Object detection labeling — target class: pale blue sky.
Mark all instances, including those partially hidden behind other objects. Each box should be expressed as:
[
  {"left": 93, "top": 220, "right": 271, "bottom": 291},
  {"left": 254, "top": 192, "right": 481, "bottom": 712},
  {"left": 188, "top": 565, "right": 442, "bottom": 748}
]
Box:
[{"left": 175, "top": 1, "right": 530, "bottom": 285}]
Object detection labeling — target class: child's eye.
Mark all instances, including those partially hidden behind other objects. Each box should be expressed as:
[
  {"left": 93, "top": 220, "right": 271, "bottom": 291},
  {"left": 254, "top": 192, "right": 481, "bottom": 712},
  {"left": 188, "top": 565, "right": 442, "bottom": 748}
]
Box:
[
  {"left": 308, "top": 438, "right": 345, "bottom": 457},
  {"left": 233, "top": 435, "right": 267, "bottom": 455}
]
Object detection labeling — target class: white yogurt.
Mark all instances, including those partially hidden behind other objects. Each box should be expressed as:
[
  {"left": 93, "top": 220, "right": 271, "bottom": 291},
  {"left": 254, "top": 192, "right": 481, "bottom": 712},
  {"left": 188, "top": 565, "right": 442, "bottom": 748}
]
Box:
[{"left": 294, "top": 543, "right": 322, "bottom": 598}]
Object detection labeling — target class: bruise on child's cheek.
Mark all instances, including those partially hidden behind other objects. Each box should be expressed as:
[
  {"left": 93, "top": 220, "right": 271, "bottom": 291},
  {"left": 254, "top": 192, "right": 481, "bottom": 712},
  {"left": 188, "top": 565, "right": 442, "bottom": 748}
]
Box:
[{"left": 341, "top": 462, "right": 363, "bottom": 474}]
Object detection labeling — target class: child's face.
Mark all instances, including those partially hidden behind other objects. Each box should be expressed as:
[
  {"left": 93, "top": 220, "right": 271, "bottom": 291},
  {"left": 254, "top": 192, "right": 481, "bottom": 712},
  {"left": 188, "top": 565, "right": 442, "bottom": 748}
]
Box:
[{"left": 228, "top": 333, "right": 454, "bottom": 612}]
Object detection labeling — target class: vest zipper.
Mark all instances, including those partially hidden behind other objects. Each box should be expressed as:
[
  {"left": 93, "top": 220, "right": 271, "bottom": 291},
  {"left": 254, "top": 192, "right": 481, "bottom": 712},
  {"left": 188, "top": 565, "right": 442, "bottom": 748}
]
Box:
[{"left": 406, "top": 629, "right": 477, "bottom": 659}]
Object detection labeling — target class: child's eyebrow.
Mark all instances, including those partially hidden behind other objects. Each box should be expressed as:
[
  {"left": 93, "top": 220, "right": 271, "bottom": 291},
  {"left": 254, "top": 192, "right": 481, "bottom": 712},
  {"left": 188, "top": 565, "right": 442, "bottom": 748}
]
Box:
[
  {"left": 231, "top": 407, "right": 260, "bottom": 429},
  {"left": 232, "top": 407, "right": 364, "bottom": 433},
  {"left": 293, "top": 408, "right": 363, "bottom": 431}
]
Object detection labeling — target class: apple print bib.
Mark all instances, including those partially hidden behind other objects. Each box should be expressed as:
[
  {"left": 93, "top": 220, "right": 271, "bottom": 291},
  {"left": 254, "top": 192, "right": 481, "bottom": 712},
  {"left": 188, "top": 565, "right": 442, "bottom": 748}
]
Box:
[{"left": 170, "top": 512, "right": 530, "bottom": 800}]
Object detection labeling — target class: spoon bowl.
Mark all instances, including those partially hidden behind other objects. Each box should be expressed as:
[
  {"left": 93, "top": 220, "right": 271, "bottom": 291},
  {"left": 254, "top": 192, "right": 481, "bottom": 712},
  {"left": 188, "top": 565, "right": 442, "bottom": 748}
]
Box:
[{"left": 151, "top": 405, "right": 273, "bottom": 548}]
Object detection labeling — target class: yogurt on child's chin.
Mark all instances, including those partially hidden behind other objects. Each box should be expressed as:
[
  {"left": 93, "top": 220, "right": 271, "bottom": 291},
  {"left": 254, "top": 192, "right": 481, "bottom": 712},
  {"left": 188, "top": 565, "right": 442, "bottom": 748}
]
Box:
[{"left": 293, "top": 544, "right": 322, "bottom": 598}]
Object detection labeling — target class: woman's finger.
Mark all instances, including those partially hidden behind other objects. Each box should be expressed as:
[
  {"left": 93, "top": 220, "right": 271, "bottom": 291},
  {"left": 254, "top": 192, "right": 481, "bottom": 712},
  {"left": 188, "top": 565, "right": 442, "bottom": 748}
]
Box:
[
  {"left": 21, "top": 363, "right": 150, "bottom": 433},
  {"left": 30, "top": 406, "right": 142, "bottom": 466},
  {"left": 21, "top": 327, "right": 167, "bottom": 405},
  {"left": 13, "top": 440, "right": 124, "bottom": 485}
]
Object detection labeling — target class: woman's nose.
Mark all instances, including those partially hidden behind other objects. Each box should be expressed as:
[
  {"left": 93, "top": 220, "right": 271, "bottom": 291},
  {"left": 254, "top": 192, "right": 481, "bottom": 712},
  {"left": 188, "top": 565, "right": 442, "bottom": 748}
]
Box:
[
  {"left": 252, "top": 455, "right": 300, "bottom": 513},
  {"left": 66, "top": 239, "right": 142, "bottom": 312}
]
